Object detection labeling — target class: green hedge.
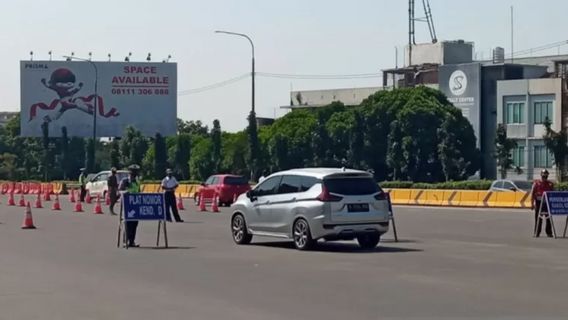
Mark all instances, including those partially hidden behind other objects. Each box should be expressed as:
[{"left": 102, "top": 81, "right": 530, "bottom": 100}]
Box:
[{"left": 380, "top": 180, "right": 493, "bottom": 190}]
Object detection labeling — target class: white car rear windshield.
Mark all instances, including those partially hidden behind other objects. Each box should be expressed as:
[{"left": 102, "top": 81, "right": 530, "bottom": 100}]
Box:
[{"left": 324, "top": 177, "right": 380, "bottom": 195}]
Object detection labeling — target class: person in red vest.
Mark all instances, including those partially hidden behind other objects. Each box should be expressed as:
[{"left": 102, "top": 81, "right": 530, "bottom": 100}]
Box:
[{"left": 531, "top": 169, "right": 554, "bottom": 237}]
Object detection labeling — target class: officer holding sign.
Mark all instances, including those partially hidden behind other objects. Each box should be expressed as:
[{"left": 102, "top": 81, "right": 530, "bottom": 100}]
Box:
[
  {"left": 120, "top": 164, "right": 141, "bottom": 247},
  {"left": 531, "top": 169, "right": 554, "bottom": 238}
]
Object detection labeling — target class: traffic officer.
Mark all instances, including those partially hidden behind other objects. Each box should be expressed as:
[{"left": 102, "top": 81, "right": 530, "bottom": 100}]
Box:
[
  {"left": 531, "top": 169, "right": 554, "bottom": 237},
  {"left": 119, "top": 165, "right": 141, "bottom": 247},
  {"left": 107, "top": 167, "right": 119, "bottom": 215},
  {"left": 79, "top": 168, "right": 87, "bottom": 202},
  {"left": 161, "top": 168, "right": 183, "bottom": 223}
]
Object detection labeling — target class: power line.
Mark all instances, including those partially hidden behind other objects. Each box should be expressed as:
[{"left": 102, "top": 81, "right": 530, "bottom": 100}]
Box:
[
  {"left": 178, "top": 73, "right": 250, "bottom": 95},
  {"left": 178, "top": 72, "right": 383, "bottom": 96}
]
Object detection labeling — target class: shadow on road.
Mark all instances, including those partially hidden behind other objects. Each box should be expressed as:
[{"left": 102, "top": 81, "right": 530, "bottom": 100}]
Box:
[{"left": 251, "top": 241, "right": 422, "bottom": 254}]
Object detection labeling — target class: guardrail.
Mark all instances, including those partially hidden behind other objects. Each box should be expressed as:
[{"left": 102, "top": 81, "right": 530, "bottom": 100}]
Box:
[{"left": 385, "top": 188, "right": 531, "bottom": 209}]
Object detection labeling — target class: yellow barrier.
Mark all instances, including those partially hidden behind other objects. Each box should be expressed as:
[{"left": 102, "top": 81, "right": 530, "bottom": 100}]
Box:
[
  {"left": 389, "top": 189, "right": 412, "bottom": 205},
  {"left": 481, "top": 191, "right": 496, "bottom": 207},
  {"left": 515, "top": 192, "right": 531, "bottom": 208},
  {"left": 495, "top": 192, "right": 518, "bottom": 208},
  {"left": 423, "top": 190, "right": 444, "bottom": 206},
  {"left": 457, "top": 190, "right": 482, "bottom": 207}
]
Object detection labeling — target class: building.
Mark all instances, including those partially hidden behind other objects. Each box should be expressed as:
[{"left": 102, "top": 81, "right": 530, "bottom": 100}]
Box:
[
  {"left": 0, "top": 111, "right": 18, "bottom": 127},
  {"left": 496, "top": 63, "right": 568, "bottom": 180},
  {"left": 284, "top": 87, "right": 382, "bottom": 109}
]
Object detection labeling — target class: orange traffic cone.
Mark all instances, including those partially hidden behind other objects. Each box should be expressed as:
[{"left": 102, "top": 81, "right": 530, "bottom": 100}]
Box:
[
  {"left": 21, "top": 202, "right": 36, "bottom": 229},
  {"left": 19, "top": 194, "right": 26, "bottom": 207},
  {"left": 52, "top": 194, "right": 61, "bottom": 211},
  {"left": 8, "top": 192, "right": 15, "bottom": 206},
  {"left": 93, "top": 195, "right": 103, "bottom": 214},
  {"left": 105, "top": 193, "right": 110, "bottom": 206},
  {"left": 69, "top": 189, "right": 76, "bottom": 203},
  {"left": 199, "top": 193, "right": 207, "bottom": 212},
  {"left": 74, "top": 200, "right": 83, "bottom": 213},
  {"left": 211, "top": 194, "right": 220, "bottom": 213},
  {"left": 177, "top": 196, "right": 185, "bottom": 211},
  {"left": 35, "top": 192, "right": 43, "bottom": 209},
  {"left": 85, "top": 192, "right": 92, "bottom": 204}
]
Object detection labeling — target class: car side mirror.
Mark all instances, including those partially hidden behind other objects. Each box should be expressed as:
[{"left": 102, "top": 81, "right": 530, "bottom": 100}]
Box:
[
  {"left": 510, "top": 187, "right": 517, "bottom": 191},
  {"left": 246, "top": 190, "right": 257, "bottom": 202}
]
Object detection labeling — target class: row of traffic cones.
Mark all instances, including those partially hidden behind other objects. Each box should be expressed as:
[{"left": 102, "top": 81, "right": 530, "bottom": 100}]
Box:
[{"left": 199, "top": 193, "right": 221, "bottom": 213}]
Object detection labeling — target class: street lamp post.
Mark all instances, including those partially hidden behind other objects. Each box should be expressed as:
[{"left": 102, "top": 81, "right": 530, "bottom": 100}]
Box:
[
  {"left": 215, "top": 30, "right": 258, "bottom": 179},
  {"left": 63, "top": 55, "right": 98, "bottom": 171},
  {"left": 215, "top": 30, "right": 255, "bottom": 113}
]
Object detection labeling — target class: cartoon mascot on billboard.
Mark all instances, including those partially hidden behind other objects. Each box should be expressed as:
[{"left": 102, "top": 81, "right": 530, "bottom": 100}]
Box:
[{"left": 29, "top": 68, "right": 120, "bottom": 122}]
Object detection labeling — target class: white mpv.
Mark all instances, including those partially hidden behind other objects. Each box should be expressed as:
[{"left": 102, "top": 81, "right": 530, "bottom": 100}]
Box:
[{"left": 230, "top": 168, "right": 390, "bottom": 250}]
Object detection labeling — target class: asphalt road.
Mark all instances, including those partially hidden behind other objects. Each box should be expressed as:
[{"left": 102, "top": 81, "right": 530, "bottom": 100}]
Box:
[{"left": 1, "top": 197, "right": 568, "bottom": 320}]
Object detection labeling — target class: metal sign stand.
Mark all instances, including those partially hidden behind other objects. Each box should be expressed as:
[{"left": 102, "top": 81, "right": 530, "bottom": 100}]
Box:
[
  {"left": 537, "top": 192, "right": 568, "bottom": 239},
  {"left": 116, "top": 193, "right": 168, "bottom": 249},
  {"left": 387, "top": 193, "right": 399, "bottom": 242}
]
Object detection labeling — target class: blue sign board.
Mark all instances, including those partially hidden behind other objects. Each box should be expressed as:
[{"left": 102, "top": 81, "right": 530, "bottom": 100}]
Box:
[
  {"left": 123, "top": 193, "right": 166, "bottom": 221},
  {"left": 545, "top": 192, "right": 568, "bottom": 216}
]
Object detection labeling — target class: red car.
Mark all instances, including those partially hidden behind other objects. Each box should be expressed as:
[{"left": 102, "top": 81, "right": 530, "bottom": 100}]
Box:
[{"left": 195, "top": 174, "right": 251, "bottom": 206}]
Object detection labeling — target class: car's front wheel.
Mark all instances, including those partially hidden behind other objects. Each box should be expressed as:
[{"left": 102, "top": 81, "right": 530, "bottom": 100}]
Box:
[
  {"left": 231, "top": 214, "right": 252, "bottom": 245},
  {"left": 356, "top": 233, "right": 380, "bottom": 250},
  {"left": 293, "top": 218, "right": 315, "bottom": 250}
]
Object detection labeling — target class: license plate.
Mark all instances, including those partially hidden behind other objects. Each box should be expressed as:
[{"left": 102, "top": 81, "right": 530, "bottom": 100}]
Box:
[{"left": 347, "top": 203, "right": 369, "bottom": 212}]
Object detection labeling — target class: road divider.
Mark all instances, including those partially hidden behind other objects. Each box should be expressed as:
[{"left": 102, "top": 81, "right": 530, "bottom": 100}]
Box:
[{"left": 385, "top": 188, "right": 531, "bottom": 209}]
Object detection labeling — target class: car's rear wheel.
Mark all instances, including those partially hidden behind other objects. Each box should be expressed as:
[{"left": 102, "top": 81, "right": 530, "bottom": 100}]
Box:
[
  {"left": 293, "top": 219, "right": 315, "bottom": 250},
  {"left": 231, "top": 214, "right": 252, "bottom": 245},
  {"left": 356, "top": 233, "right": 380, "bottom": 250}
]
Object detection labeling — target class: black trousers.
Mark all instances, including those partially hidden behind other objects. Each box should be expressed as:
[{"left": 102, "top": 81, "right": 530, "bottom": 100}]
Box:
[
  {"left": 109, "top": 190, "right": 118, "bottom": 212},
  {"left": 126, "top": 221, "right": 138, "bottom": 245},
  {"left": 165, "top": 191, "right": 182, "bottom": 222},
  {"left": 534, "top": 200, "right": 553, "bottom": 237},
  {"left": 80, "top": 186, "right": 87, "bottom": 202}
]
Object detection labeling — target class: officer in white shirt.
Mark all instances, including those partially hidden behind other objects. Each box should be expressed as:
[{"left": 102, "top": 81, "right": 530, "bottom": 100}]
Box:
[{"left": 161, "top": 169, "right": 183, "bottom": 222}]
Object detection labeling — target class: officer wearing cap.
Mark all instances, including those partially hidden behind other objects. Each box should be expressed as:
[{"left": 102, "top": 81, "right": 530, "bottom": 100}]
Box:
[
  {"left": 78, "top": 168, "right": 87, "bottom": 202},
  {"left": 119, "top": 165, "right": 141, "bottom": 247},
  {"left": 161, "top": 168, "right": 183, "bottom": 223},
  {"left": 107, "top": 167, "right": 119, "bottom": 215},
  {"left": 531, "top": 169, "right": 554, "bottom": 237}
]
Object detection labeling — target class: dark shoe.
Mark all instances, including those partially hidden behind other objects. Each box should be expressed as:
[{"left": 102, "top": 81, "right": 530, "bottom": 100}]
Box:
[
  {"left": 176, "top": 220, "right": 184, "bottom": 223},
  {"left": 547, "top": 234, "right": 554, "bottom": 238}
]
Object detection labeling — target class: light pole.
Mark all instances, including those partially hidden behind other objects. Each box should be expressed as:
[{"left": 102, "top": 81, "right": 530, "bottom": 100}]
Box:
[
  {"left": 215, "top": 30, "right": 255, "bottom": 113},
  {"left": 215, "top": 30, "right": 259, "bottom": 179},
  {"left": 63, "top": 55, "right": 98, "bottom": 172}
]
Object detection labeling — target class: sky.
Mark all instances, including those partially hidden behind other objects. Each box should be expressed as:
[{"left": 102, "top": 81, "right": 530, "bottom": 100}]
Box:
[{"left": 1, "top": 0, "right": 568, "bottom": 132}]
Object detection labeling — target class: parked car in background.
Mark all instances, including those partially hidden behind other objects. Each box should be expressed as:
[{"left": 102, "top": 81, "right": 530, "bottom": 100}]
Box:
[
  {"left": 86, "top": 170, "right": 129, "bottom": 197},
  {"left": 230, "top": 168, "right": 390, "bottom": 250},
  {"left": 195, "top": 174, "right": 251, "bottom": 207},
  {"left": 489, "top": 180, "right": 533, "bottom": 193}
]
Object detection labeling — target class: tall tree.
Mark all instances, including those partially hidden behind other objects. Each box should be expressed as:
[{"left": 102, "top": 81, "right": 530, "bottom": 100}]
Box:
[
  {"left": 386, "top": 120, "right": 404, "bottom": 180},
  {"left": 153, "top": 133, "right": 168, "bottom": 179},
  {"left": 495, "top": 124, "right": 517, "bottom": 179},
  {"left": 311, "top": 112, "right": 332, "bottom": 167},
  {"left": 350, "top": 111, "right": 365, "bottom": 169},
  {"left": 174, "top": 134, "right": 191, "bottom": 179},
  {"left": 211, "top": 119, "right": 222, "bottom": 172},
  {"left": 543, "top": 119, "right": 568, "bottom": 181},
  {"left": 247, "top": 111, "right": 260, "bottom": 180}
]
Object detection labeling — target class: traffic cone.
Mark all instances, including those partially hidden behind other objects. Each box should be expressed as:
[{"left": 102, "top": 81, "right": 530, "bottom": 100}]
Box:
[
  {"left": 199, "top": 193, "right": 207, "bottom": 212},
  {"left": 21, "top": 202, "right": 36, "bottom": 229},
  {"left": 105, "top": 193, "right": 110, "bottom": 206},
  {"left": 35, "top": 192, "right": 43, "bottom": 208},
  {"left": 74, "top": 200, "right": 84, "bottom": 213},
  {"left": 69, "top": 189, "right": 76, "bottom": 203},
  {"left": 19, "top": 194, "right": 26, "bottom": 207},
  {"left": 44, "top": 189, "right": 51, "bottom": 201},
  {"left": 211, "top": 194, "right": 220, "bottom": 213},
  {"left": 177, "top": 196, "right": 185, "bottom": 211},
  {"left": 93, "top": 195, "right": 103, "bottom": 214},
  {"left": 8, "top": 192, "right": 15, "bottom": 206},
  {"left": 85, "top": 192, "right": 92, "bottom": 204},
  {"left": 52, "top": 194, "right": 61, "bottom": 211}
]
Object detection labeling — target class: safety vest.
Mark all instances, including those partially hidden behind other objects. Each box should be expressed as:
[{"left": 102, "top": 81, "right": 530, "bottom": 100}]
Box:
[
  {"left": 79, "top": 174, "right": 86, "bottom": 186},
  {"left": 533, "top": 180, "right": 554, "bottom": 200},
  {"left": 127, "top": 179, "right": 140, "bottom": 193}
]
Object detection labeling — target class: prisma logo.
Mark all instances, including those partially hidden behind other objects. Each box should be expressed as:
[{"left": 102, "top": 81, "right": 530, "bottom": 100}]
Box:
[{"left": 449, "top": 70, "right": 467, "bottom": 96}]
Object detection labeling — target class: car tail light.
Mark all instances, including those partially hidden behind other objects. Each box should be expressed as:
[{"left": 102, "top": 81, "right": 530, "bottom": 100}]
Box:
[
  {"left": 374, "top": 192, "right": 388, "bottom": 201},
  {"left": 317, "top": 185, "right": 343, "bottom": 202}
]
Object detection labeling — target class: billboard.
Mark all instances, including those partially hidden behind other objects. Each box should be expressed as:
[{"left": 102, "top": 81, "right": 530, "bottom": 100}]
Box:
[
  {"left": 439, "top": 63, "right": 482, "bottom": 148},
  {"left": 20, "top": 61, "right": 177, "bottom": 137}
]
